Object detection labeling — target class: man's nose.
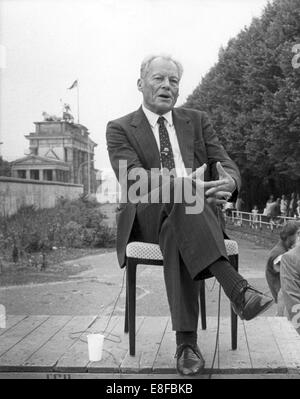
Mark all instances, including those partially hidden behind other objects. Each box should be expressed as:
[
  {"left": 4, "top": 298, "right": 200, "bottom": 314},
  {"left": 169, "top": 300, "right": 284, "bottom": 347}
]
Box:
[{"left": 161, "top": 77, "right": 171, "bottom": 88}]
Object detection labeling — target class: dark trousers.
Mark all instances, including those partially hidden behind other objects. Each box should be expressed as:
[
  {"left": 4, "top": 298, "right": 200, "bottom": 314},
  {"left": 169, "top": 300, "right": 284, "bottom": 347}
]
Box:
[{"left": 132, "top": 177, "right": 229, "bottom": 331}]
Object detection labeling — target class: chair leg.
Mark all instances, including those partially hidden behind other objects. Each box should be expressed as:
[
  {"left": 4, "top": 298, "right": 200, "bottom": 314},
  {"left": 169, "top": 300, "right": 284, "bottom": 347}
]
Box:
[
  {"left": 127, "top": 259, "right": 137, "bottom": 356},
  {"left": 231, "top": 306, "right": 238, "bottom": 350},
  {"left": 233, "top": 254, "right": 239, "bottom": 273},
  {"left": 199, "top": 280, "right": 207, "bottom": 330},
  {"left": 124, "top": 278, "right": 128, "bottom": 333},
  {"left": 229, "top": 254, "right": 239, "bottom": 350}
]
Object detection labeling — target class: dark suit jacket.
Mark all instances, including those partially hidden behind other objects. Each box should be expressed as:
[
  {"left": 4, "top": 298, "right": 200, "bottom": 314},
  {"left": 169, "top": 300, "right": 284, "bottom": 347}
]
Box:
[
  {"left": 281, "top": 244, "right": 300, "bottom": 334},
  {"left": 265, "top": 241, "right": 288, "bottom": 302},
  {"left": 106, "top": 106, "right": 241, "bottom": 268}
]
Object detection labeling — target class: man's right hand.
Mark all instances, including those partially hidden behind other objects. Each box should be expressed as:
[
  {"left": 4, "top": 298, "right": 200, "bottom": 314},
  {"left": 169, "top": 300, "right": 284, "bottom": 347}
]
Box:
[{"left": 190, "top": 163, "right": 231, "bottom": 205}]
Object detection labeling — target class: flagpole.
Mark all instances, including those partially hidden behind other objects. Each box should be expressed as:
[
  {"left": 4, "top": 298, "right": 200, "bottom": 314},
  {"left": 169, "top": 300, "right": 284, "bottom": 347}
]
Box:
[{"left": 77, "top": 79, "right": 80, "bottom": 124}]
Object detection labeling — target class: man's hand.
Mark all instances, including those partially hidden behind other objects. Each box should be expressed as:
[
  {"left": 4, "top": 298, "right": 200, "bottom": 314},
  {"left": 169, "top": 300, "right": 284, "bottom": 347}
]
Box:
[
  {"left": 190, "top": 162, "right": 236, "bottom": 205},
  {"left": 205, "top": 162, "right": 236, "bottom": 205},
  {"left": 189, "top": 163, "right": 229, "bottom": 205}
]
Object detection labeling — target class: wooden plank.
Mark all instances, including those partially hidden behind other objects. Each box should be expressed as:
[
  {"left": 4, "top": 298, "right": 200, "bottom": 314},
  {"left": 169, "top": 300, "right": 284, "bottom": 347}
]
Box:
[
  {"left": 197, "top": 316, "right": 219, "bottom": 370},
  {"left": 0, "top": 316, "right": 49, "bottom": 358},
  {"left": 121, "top": 317, "right": 168, "bottom": 373},
  {"left": 0, "top": 316, "right": 72, "bottom": 367},
  {"left": 154, "top": 316, "right": 252, "bottom": 374},
  {"left": 1, "top": 371, "right": 300, "bottom": 380},
  {"left": 88, "top": 316, "right": 144, "bottom": 372},
  {"left": 0, "top": 315, "right": 296, "bottom": 375},
  {"left": 243, "top": 317, "right": 286, "bottom": 372},
  {"left": 24, "top": 316, "right": 95, "bottom": 369},
  {"left": 0, "top": 316, "right": 27, "bottom": 336},
  {"left": 152, "top": 318, "right": 176, "bottom": 372},
  {"left": 212, "top": 318, "right": 252, "bottom": 372},
  {"left": 268, "top": 317, "right": 300, "bottom": 373},
  {"left": 56, "top": 316, "right": 118, "bottom": 372}
]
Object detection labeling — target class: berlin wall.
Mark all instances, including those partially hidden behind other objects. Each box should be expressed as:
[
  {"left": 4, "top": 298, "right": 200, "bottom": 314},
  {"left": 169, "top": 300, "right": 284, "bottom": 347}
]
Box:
[{"left": 0, "top": 177, "right": 84, "bottom": 216}]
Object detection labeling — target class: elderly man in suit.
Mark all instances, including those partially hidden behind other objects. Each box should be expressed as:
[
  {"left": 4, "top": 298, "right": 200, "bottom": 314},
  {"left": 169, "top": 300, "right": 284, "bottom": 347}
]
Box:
[
  {"left": 280, "top": 224, "right": 300, "bottom": 334},
  {"left": 106, "top": 54, "right": 273, "bottom": 376}
]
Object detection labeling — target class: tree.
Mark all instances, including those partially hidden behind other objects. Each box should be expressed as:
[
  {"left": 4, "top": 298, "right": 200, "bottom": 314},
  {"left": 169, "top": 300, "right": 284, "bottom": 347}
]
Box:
[
  {"left": 0, "top": 157, "right": 11, "bottom": 177},
  {"left": 184, "top": 0, "right": 300, "bottom": 210}
]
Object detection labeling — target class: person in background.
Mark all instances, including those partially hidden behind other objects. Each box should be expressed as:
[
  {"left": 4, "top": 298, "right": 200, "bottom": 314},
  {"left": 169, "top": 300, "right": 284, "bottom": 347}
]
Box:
[
  {"left": 267, "top": 195, "right": 274, "bottom": 204},
  {"left": 288, "top": 192, "right": 296, "bottom": 218},
  {"left": 280, "top": 194, "right": 288, "bottom": 217},
  {"left": 223, "top": 200, "right": 234, "bottom": 217},
  {"left": 280, "top": 224, "right": 300, "bottom": 334},
  {"left": 251, "top": 205, "right": 259, "bottom": 229},
  {"left": 268, "top": 198, "right": 281, "bottom": 227},
  {"left": 296, "top": 200, "right": 300, "bottom": 219},
  {"left": 234, "top": 194, "right": 244, "bottom": 226},
  {"left": 265, "top": 221, "right": 300, "bottom": 315},
  {"left": 263, "top": 194, "right": 274, "bottom": 216},
  {"left": 235, "top": 195, "right": 244, "bottom": 214}
]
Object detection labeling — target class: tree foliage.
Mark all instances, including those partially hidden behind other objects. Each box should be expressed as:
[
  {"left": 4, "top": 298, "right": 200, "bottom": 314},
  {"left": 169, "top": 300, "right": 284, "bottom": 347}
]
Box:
[
  {"left": 184, "top": 0, "right": 300, "bottom": 210},
  {"left": 0, "top": 157, "right": 11, "bottom": 177}
]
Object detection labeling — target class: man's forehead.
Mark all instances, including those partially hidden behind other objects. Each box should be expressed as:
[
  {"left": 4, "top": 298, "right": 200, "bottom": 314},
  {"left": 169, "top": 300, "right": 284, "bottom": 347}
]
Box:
[{"left": 147, "top": 57, "right": 179, "bottom": 76}]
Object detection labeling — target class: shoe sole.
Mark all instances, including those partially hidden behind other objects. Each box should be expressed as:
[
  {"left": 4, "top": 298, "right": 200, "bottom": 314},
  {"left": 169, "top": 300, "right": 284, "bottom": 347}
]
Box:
[
  {"left": 244, "top": 299, "right": 274, "bottom": 321},
  {"left": 176, "top": 364, "right": 205, "bottom": 376}
]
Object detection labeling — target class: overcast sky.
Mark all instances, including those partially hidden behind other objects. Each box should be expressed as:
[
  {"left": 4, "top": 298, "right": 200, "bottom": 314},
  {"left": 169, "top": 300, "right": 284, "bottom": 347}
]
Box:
[{"left": 0, "top": 0, "right": 269, "bottom": 171}]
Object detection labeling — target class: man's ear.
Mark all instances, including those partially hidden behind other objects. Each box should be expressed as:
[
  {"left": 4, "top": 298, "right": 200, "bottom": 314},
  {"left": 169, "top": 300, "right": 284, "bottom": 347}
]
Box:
[{"left": 137, "top": 78, "right": 143, "bottom": 92}]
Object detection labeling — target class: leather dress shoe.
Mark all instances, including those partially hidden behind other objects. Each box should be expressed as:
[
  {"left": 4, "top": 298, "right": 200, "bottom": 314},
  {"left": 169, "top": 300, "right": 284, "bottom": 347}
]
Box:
[
  {"left": 175, "top": 343, "right": 205, "bottom": 376},
  {"left": 231, "top": 284, "right": 274, "bottom": 321}
]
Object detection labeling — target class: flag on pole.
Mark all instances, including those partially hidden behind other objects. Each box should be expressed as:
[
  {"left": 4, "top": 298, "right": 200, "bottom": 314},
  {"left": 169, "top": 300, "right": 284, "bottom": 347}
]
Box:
[{"left": 68, "top": 79, "right": 78, "bottom": 90}]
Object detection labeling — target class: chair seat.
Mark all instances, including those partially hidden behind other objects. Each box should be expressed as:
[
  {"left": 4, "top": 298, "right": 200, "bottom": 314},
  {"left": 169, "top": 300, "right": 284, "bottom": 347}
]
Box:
[
  {"left": 126, "top": 242, "right": 164, "bottom": 260},
  {"left": 126, "top": 239, "right": 238, "bottom": 260}
]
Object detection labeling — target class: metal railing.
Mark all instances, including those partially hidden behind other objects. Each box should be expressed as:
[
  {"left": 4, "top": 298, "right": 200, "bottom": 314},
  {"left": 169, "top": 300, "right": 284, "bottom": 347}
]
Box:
[{"left": 225, "top": 210, "right": 299, "bottom": 231}]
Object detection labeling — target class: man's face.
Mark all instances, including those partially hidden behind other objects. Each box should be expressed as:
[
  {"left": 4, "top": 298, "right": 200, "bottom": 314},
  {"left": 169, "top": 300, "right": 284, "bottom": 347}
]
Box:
[{"left": 137, "top": 57, "right": 180, "bottom": 115}]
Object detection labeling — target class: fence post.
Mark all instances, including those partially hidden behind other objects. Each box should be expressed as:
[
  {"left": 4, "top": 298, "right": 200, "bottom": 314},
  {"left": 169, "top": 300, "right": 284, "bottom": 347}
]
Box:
[{"left": 259, "top": 214, "right": 262, "bottom": 230}]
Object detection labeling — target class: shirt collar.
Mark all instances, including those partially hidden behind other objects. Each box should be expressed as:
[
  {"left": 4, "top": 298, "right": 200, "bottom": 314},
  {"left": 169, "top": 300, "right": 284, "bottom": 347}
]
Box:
[{"left": 142, "top": 104, "right": 173, "bottom": 128}]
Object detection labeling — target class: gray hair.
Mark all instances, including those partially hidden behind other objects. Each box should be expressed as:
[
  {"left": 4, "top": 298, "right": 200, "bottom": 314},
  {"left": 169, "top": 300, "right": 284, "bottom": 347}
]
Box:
[
  {"left": 140, "top": 54, "right": 184, "bottom": 80},
  {"left": 280, "top": 221, "right": 300, "bottom": 241}
]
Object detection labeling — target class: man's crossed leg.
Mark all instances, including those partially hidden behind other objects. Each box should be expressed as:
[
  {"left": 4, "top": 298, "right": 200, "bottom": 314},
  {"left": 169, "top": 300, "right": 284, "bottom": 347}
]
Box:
[{"left": 132, "top": 177, "right": 274, "bottom": 376}]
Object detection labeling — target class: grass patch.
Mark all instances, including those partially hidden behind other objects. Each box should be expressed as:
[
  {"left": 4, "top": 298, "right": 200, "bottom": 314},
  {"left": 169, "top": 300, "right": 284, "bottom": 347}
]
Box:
[
  {"left": 0, "top": 247, "right": 115, "bottom": 287},
  {"left": 0, "top": 197, "right": 116, "bottom": 282}
]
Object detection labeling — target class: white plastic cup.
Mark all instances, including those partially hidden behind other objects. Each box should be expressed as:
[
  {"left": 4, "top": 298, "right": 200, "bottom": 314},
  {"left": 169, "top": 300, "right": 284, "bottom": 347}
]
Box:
[
  {"left": 0, "top": 305, "right": 6, "bottom": 329},
  {"left": 87, "top": 333, "right": 104, "bottom": 362}
]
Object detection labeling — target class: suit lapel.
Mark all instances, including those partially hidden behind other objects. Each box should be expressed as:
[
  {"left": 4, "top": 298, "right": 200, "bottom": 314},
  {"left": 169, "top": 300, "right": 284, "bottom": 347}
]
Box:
[
  {"left": 130, "top": 107, "right": 195, "bottom": 171},
  {"left": 172, "top": 109, "right": 194, "bottom": 171},
  {"left": 130, "top": 107, "right": 161, "bottom": 169}
]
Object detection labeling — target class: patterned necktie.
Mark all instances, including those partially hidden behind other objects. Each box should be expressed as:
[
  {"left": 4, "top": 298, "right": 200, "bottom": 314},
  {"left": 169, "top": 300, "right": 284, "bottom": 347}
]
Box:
[{"left": 157, "top": 116, "right": 176, "bottom": 172}]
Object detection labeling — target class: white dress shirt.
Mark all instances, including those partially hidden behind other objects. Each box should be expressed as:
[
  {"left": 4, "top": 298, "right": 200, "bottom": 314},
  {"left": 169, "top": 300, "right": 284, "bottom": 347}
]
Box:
[{"left": 142, "top": 105, "right": 188, "bottom": 177}]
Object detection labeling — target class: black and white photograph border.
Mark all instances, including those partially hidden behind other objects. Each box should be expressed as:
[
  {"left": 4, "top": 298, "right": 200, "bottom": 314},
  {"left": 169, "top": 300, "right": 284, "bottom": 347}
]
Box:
[{"left": 0, "top": 0, "right": 300, "bottom": 385}]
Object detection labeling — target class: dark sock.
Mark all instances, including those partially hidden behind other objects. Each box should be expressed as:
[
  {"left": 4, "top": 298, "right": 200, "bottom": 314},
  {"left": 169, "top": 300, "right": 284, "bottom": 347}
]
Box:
[
  {"left": 208, "top": 257, "right": 248, "bottom": 302},
  {"left": 176, "top": 331, "right": 197, "bottom": 346}
]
